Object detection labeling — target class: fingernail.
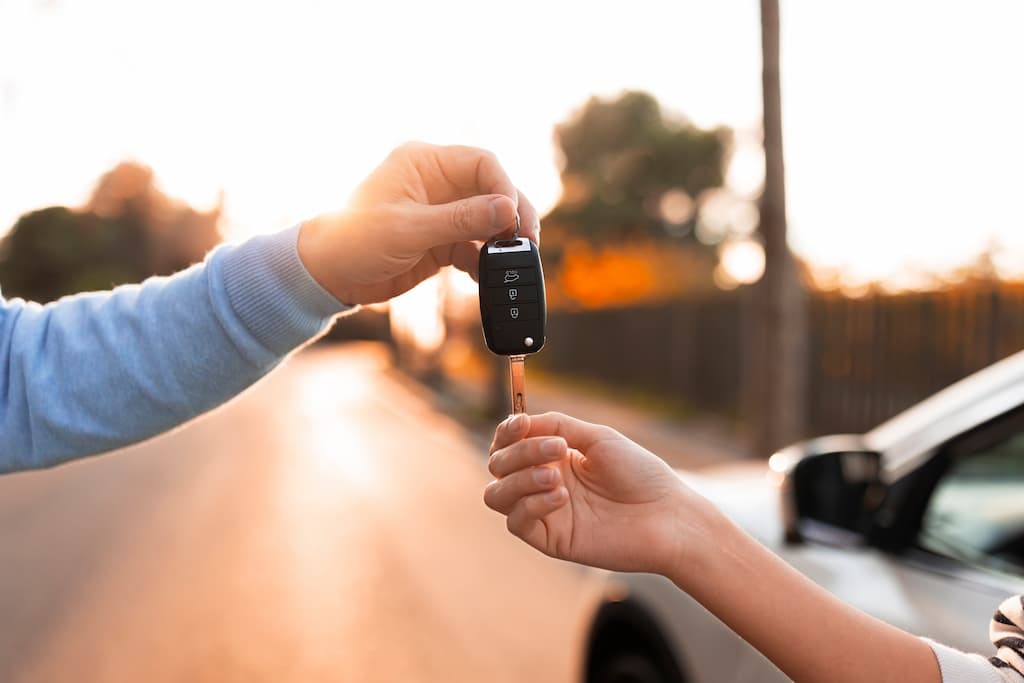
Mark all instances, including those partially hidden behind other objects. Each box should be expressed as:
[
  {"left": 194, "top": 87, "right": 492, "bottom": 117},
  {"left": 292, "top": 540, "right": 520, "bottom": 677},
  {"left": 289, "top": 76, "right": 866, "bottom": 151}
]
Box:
[
  {"left": 489, "top": 197, "right": 506, "bottom": 228},
  {"left": 545, "top": 487, "right": 566, "bottom": 504},
  {"left": 508, "top": 413, "right": 525, "bottom": 434},
  {"left": 534, "top": 468, "right": 556, "bottom": 485},
  {"left": 540, "top": 438, "right": 564, "bottom": 459}
]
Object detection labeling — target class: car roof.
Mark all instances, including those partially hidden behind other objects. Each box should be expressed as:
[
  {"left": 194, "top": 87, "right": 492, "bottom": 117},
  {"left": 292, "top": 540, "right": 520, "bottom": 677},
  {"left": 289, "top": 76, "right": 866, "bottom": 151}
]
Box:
[{"left": 866, "top": 348, "right": 1024, "bottom": 482}]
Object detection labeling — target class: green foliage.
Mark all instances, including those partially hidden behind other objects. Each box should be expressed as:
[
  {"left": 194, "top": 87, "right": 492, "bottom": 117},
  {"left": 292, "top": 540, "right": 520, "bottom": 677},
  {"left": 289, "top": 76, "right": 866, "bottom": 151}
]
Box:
[
  {"left": 548, "top": 91, "right": 730, "bottom": 242},
  {"left": 0, "top": 163, "right": 221, "bottom": 303}
]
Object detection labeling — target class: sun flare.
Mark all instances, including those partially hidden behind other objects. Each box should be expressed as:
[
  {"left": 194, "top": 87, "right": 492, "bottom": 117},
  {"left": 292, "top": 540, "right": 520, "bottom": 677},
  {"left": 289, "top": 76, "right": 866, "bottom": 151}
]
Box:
[{"left": 1, "top": 0, "right": 1022, "bottom": 283}]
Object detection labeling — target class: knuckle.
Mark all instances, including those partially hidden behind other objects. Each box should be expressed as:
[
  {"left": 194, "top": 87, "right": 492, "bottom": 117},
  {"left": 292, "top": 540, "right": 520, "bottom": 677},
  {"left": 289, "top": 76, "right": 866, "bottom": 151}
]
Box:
[
  {"left": 600, "top": 425, "right": 623, "bottom": 440},
  {"left": 451, "top": 200, "right": 474, "bottom": 234},
  {"left": 482, "top": 486, "right": 497, "bottom": 510},
  {"left": 392, "top": 140, "right": 426, "bottom": 159},
  {"left": 458, "top": 145, "right": 501, "bottom": 171},
  {"left": 449, "top": 143, "right": 484, "bottom": 158},
  {"left": 523, "top": 494, "right": 541, "bottom": 517},
  {"left": 506, "top": 515, "right": 522, "bottom": 537},
  {"left": 529, "top": 441, "right": 550, "bottom": 464}
]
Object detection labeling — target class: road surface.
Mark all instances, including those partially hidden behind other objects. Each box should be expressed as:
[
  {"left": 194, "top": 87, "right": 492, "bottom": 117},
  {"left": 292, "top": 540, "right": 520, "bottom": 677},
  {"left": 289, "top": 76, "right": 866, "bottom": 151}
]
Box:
[{"left": 0, "top": 345, "right": 602, "bottom": 682}]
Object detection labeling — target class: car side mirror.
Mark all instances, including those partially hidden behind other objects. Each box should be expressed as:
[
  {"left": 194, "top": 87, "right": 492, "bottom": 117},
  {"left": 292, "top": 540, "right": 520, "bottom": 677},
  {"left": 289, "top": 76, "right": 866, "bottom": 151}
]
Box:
[{"left": 775, "top": 443, "right": 883, "bottom": 545}]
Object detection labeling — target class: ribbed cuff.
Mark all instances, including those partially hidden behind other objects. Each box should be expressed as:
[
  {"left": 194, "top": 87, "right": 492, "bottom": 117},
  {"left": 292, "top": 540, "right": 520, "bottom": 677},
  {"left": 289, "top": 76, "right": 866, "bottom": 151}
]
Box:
[
  {"left": 924, "top": 638, "right": 1019, "bottom": 682},
  {"left": 219, "top": 224, "right": 355, "bottom": 357}
]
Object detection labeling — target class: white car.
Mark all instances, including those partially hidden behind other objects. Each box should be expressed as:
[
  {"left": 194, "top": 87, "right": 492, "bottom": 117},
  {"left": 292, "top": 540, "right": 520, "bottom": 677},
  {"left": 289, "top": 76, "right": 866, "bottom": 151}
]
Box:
[{"left": 583, "top": 349, "right": 1024, "bottom": 682}]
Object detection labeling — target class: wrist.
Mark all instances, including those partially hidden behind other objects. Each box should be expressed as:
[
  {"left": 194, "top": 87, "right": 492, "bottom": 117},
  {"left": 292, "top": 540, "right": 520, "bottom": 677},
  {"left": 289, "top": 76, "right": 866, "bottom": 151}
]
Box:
[
  {"left": 661, "top": 487, "right": 739, "bottom": 589},
  {"left": 297, "top": 215, "right": 354, "bottom": 305},
  {"left": 219, "top": 224, "right": 352, "bottom": 357}
]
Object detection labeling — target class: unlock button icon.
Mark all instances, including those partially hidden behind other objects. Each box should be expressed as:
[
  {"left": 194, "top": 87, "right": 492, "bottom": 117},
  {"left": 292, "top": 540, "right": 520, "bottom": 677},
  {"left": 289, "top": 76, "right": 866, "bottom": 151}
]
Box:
[{"left": 510, "top": 307, "right": 520, "bottom": 320}]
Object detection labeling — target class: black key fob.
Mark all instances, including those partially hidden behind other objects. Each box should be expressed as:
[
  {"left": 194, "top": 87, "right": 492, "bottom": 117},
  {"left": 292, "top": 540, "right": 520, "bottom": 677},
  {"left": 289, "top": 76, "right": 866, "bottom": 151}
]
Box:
[{"left": 479, "top": 237, "right": 546, "bottom": 355}]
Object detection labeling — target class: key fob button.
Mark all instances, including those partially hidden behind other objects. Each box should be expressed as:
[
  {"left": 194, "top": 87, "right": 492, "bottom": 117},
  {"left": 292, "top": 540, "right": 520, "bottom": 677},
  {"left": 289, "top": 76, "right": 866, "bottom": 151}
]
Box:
[
  {"left": 488, "top": 267, "right": 537, "bottom": 287},
  {"left": 496, "top": 303, "right": 539, "bottom": 321},
  {"left": 488, "top": 284, "right": 538, "bottom": 306}
]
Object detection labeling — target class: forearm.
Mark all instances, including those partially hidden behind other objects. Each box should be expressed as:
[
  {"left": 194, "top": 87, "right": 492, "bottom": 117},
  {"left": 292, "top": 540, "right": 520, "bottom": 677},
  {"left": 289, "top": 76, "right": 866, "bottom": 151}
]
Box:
[
  {"left": 669, "top": 510, "right": 941, "bottom": 683},
  {"left": 0, "top": 225, "right": 351, "bottom": 471}
]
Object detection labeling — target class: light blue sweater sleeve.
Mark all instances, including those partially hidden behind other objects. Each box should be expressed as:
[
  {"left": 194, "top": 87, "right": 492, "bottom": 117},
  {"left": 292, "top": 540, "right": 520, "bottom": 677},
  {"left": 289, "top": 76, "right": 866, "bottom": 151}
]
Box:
[{"left": 0, "top": 224, "right": 352, "bottom": 472}]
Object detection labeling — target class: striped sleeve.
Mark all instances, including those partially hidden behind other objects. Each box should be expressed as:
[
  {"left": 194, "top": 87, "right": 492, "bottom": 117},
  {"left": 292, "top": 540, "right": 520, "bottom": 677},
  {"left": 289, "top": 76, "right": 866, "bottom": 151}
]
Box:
[
  {"left": 990, "top": 595, "right": 1024, "bottom": 678},
  {"left": 926, "top": 640, "right": 1022, "bottom": 682},
  {"left": 923, "top": 595, "right": 1024, "bottom": 683}
]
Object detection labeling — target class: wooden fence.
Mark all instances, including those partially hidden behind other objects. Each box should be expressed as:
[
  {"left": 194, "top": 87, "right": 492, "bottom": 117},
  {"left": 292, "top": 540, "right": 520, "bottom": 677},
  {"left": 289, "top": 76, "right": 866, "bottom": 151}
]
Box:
[{"left": 537, "top": 284, "right": 1024, "bottom": 440}]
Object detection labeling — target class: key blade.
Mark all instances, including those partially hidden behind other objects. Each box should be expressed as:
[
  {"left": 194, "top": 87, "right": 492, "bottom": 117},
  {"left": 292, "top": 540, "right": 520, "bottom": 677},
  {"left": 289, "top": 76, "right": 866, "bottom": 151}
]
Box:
[{"left": 508, "top": 354, "right": 526, "bottom": 415}]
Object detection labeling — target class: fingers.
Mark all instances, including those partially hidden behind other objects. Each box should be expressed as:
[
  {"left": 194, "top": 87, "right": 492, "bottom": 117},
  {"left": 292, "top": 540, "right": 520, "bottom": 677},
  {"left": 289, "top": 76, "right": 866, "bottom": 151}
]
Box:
[
  {"left": 488, "top": 436, "right": 568, "bottom": 479},
  {"left": 483, "top": 465, "right": 562, "bottom": 514},
  {"left": 409, "top": 194, "right": 517, "bottom": 250},
  {"left": 493, "top": 411, "right": 615, "bottom": 455},
  {"left": 435, "top": 147, "right": 539, "bottom": 245},
  {"left": 505, "top": 488, "right": 568, "bottom": 541},
  {"left": 490, "top": 412, "right": 531, "bottom": 453},
  {"left": 514, "top": 190, "right": 541, "bottom": 246},
  {"left": 394, "top": 143, "right": 542, "bottom": 249},
  {"left": 391, "top": 142, "right": 517, "bottom": 205},
  {"left": 420, "top": 144, "right": 518, "bottom": 204},
  {"left": 444, "top": 240, "right": 483, "bottom": 280}
]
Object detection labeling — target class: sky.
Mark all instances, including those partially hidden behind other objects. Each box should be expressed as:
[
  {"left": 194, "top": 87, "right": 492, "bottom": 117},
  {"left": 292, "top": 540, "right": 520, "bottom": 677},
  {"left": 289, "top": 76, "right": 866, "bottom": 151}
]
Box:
[{"left": 1, "top": 0, "right": 1022, "bottom": 287}]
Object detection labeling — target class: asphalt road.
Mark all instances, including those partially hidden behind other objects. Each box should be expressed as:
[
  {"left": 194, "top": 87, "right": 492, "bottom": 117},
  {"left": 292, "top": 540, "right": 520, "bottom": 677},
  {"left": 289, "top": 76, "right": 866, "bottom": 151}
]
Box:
[{"left": 0, "top": 344, "right": 602, "bottom": 683}]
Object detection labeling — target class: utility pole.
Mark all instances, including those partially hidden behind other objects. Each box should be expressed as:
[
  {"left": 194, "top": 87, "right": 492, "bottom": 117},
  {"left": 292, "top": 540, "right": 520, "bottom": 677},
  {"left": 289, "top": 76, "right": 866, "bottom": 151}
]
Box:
[{"left": 751, "top": 0, "right": 807, "bottom": 454}]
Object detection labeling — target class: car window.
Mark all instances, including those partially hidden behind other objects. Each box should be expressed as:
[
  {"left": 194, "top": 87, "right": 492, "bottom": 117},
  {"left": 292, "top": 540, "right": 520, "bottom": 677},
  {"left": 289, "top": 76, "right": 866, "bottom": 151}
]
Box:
[{"left": 920, "top": 431, "right": 1024, "bottom": 574}]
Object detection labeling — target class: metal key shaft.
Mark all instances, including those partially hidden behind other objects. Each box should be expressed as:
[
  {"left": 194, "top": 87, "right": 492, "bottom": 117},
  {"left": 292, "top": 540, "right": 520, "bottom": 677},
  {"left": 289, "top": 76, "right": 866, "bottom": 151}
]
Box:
[{"left": 509, "top": 354, "right": 526, "bottom": 414}]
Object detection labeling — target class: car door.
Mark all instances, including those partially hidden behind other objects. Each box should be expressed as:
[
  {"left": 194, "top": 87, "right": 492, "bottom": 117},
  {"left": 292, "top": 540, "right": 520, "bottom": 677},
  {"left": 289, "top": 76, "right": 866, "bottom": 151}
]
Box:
[
  {"left": 796, "top": 408, "right": 1024, "bottom": 656},
  {"left": 898, "top": 410, "right": 1024, "bottom": 651}
]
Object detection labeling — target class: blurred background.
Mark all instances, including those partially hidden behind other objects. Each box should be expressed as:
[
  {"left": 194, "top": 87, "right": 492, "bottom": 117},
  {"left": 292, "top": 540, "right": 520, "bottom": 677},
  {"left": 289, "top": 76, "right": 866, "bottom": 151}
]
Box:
[{"left": 1, "top": 0, "right": 1023, "bottom": 680}]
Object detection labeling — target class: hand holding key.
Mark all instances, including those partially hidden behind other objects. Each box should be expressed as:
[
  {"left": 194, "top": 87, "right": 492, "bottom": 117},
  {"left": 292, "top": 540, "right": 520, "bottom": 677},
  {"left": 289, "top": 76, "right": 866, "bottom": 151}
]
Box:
[
  {"left": 484, "top": 412, "right": 712, "bottom": 576},
  {"left": 486, "top": 418, "right": 948, "bottom": 683},
  {"left": 298, "top": 142, "right": 540, "bottom": 305}
]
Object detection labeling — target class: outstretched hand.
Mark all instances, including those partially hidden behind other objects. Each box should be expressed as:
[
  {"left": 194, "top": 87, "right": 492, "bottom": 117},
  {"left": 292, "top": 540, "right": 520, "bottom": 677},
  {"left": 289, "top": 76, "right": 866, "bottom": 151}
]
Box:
[
  {"left": 484, "top": 412, "right": 715, "bottom": 576},
  {"left": 298, "top": 142, "right": 540, "bottom": 305},
  {"left": 488, "top": 413, "right": 948, "bottom": 683}
]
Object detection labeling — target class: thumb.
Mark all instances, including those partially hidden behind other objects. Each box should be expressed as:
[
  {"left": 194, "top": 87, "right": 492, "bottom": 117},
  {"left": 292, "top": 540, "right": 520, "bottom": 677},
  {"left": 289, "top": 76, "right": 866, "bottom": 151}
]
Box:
[
  {"left": 525, "top": 412, "right": 618, "bottom": 453},
  {"left": 412, "top": 194, "right": 517, "bottom": 249}
]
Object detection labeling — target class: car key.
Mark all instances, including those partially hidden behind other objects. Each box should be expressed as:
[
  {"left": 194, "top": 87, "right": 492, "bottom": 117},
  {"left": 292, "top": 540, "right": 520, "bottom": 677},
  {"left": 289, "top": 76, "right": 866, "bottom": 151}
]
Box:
[{"left": 479, "top": 214, "right": 546, "bottom": 414}]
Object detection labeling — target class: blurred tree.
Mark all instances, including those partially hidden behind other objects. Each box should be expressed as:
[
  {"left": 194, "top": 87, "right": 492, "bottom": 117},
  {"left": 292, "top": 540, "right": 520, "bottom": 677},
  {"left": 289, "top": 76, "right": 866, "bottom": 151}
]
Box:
[
  {"left": 747, "top": 0, "right": 808, "bottom": 454},
  {"left": 547, "top": 91, "right": 730, "bottom": 243},
  {"left": 0, "top": 162, "right": 221, "bottom": 303}
]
